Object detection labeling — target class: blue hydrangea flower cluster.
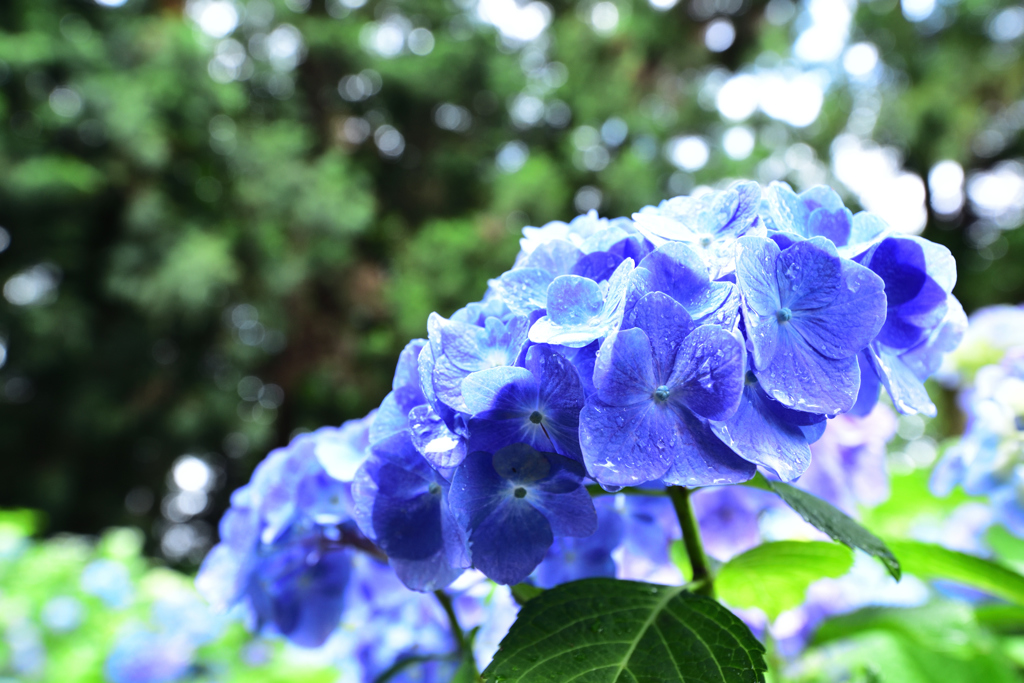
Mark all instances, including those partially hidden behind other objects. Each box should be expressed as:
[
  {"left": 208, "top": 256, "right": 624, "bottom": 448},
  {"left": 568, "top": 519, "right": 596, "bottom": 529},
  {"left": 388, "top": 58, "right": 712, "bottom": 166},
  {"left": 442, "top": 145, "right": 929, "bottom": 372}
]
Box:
[
  {"left": 348, "top": 180, "right": 960, "bottom": 589},
  {"left": 197, "top": 420, "right": 375, "bottom": 647},
  {"left": 933, "top": 305, "right": 1024, "bottom": 535},
  {"left": 198, "top": 181, "right": 964, "bottom": 658}
]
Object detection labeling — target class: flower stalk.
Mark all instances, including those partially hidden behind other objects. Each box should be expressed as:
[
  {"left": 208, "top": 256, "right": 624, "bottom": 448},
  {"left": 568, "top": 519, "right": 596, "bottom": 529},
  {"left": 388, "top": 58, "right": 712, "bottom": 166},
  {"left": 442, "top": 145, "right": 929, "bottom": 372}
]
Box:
[{"left": 668, "top": 486, "right": 714, "bottom": 598}]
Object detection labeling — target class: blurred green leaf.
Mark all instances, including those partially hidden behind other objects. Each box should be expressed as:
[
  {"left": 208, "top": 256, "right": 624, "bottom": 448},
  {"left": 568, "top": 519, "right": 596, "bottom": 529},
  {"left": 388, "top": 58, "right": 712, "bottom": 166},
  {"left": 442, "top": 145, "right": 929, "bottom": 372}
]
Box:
[
  {"left": 753, "top": 475, "right": 900, "bottom": 580},
  {"left": 716, "top": 541, "right": 854, "bottom": 620},
  {"left": 888, "top": 540, "right": 1024, "bottom": 605},
  {"left": 4, "top": 157, "right": 105, "bottom": 196}
]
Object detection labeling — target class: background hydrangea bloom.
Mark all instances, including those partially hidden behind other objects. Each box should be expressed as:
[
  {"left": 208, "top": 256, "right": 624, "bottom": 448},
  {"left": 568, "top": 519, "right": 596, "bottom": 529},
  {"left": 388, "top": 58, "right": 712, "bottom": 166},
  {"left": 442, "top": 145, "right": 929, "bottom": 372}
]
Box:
[
  {"left": 532, "top": 496, "right": 623, "bottom": 588},
  {"left": 196, "top": 427, "right": 375, "bottom": 646}
]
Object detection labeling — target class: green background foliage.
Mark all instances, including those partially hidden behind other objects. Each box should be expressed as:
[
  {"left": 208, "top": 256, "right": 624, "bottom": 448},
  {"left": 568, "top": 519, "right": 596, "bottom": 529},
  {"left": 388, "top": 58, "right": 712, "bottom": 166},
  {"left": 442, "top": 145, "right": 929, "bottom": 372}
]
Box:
[{"left": 0, "top": 0, "right": 1021, "bottom": 568}]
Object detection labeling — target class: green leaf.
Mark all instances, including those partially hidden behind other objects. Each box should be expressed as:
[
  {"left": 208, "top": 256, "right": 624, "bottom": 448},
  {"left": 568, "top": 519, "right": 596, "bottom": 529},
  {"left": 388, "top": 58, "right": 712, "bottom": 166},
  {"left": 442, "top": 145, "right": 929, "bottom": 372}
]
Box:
[
  {"left": 805, "top": 603, "right": 1019, "bottom": 683},
  {"left": 753, "top": 475, "right": 901, "bottom": 580},
  {"left": 716, "top": 541, "right": 853, "bottom": 619},
  {"left": 453, "top": 649, "right": 482, "bottom": 683},
  {"left": 985, "top": 524, "right": 1024, "bottom": 573},
  {"left": 974, "top": 604, "right": 1024, "bottom": 633},
  {"left": 0, "top": 508, "right": 42, "bottom": 537},
  {"left": 802, "top": 630, "right": 1018, "bottom": 683},
  {"left": 510, "top": 583, "right": 545, "bottom": 606},
  {"left": 669, "top": 539, "right": 693, "bottom": 581},
  {"left": 482, "top": 578, "right": 767, "bottom": 683},
  {"left": 887, "top": 540, "right": 1024, "bottom": 605},
  {"left": 814, "top": 602, "right": 984, "bottom": 656}
]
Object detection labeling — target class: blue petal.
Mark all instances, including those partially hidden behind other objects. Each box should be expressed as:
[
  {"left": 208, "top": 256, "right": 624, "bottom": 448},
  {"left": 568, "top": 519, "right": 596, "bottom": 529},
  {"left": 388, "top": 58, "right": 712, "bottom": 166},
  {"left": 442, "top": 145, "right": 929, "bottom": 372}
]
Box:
[
  {"left": 527, "top": 346, "right": 586, "bottom": 460},
  {"left": 667, "top": 325, "right": 745, "bottom": 421},
  {"left": 393, "top": 340, "right": 428, "bottom": 413},
  {"left": 791, "top": 258, "right": 886, "bottom": 360},
  {"left": 528, "top": 345, "right": 585, "bottom": 412},
  {"left": 521, "top": 238, "right": 584, "bottom": 274},
  {"left": 776, "top": 237, "right": 842, "bottom": 312},
  {"left": 626, "top": 292, "right": 695, "bottom": 381},
  {"left": 740, "top": 309, "right": 779, "bottom": 374},
  {"left": 806, "top": 207, "right": 852, "bottom": 246},
  {"left": 449, "top": 449, "right": 557, "bottom": 585},
  {"left": 800, "top": 420, "right": 827, "bottom": 444},
  {"left": 371, "top": 474, "right": 444, "bottom": 561},
  {"left": 467, "top": 413, "right": 545, "bottom": 454},
  {"left": 528, "top": 473, "right": 596, "bottom": 538},
  {"left": 757, "top": 325, "right": 860, "bottom": 415},
  {"left": 462, "top": 367, "right": 537, "bottom": 415},
  {"left": 266, "top": 548, "right": 351, "bottom": 648},
  {"left": 863, "top": 236, "right": 952, "bottom": 349},
  {"left": 849, "top": 351, "right": 881, "bottom": 417},
  {"left": 529, "top": 259, "right": 633, "bottom": 347},
  {"left": 370, "top": 392, "right": 409, "bottom": 445},
  {"left": 735, "top": 235, "right": 782, "bottom": 317},
  {"left": 545, "top": 275, "right": 604, "bottom": 325},
  {"left": 868, "top": 344, "right": 936, "bottom": 417},
  {"left": 659, "top": 406, "right": 756, "bottom": 486},
  {"left": 636, "top": 243, "right": 731, "bottom": 320},
  {"left": 800, "top": 185, "right": 846, "bottom": 213},
  {"left": 555, "top": 341, "right": 599, "bottom": 398},
  {"left": 573, "top": 250, "right": 631, "bottom": 283},
  {"left": 710, "top": 386, "right": 811, "bottom": 481},
  {"left": 432, "top": 353, "right": 472, "bottom": 413},
  {"left": 760, "top": 181, "right": 807, "bottom": 234},
  {"left": 846, "top": 212, "right": 890, "bottom": 254},
  {"left": 467, "top": 497, "right": 553, "bottom": 585},
  {"left": 593, "top": 328, "right": 657, "bottom": 407},
  {"left": 441, "top": 316, "right": 530, "bottom": 373},
  {"left": 899, "top": 294, "right": 966, "bottom": 381},
  {"left": 580, "top": 399, "right": 674, "bottom": 486},
  {"left": 409, "top": 404, "right": 467, "bottom": 469},
  {"left": 490, "top": 268, "right": 556, "bottom": 316},
  {"left": 353, "top": 439, "right": 467, "bottom": 591}
]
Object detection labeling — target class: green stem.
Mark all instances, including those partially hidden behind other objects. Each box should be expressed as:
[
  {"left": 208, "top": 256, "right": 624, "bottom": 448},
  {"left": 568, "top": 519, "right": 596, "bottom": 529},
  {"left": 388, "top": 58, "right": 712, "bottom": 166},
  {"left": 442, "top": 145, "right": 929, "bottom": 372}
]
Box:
[
  {"left": 667, "top": 486, "right": 714, "bottom": 597},
  {"left": 434, "top": 589, "right": 467, "bottom": 653}
]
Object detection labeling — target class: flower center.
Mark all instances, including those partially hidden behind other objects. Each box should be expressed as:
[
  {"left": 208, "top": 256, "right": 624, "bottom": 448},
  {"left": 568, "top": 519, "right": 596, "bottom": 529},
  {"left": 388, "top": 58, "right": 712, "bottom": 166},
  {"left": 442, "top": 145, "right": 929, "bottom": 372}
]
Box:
[
  {"left": 428, "top": 483, "right": 441, "bottom": 495},
  {"left": 744, "top": 371, "right": 758, "bottom": 386},
  {"left": 514, "top": 487, "right": 528, "bottom": 498},
  {"left": 653, "top": 385, "right": 671, "bottom": 402},
  {"left": 529, "top": 410, "right": 543, "bottom": 424},
  {"left": 776, "top": 307, "right": 793, "bottom": 323}
]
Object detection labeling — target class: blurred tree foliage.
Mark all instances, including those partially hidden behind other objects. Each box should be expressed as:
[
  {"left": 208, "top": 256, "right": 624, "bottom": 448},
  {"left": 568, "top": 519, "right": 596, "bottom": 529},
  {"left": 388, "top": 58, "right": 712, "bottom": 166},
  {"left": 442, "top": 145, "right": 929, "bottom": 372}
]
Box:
[{"left": 0, "top": 0, "right": 1021, "bottom": 562}]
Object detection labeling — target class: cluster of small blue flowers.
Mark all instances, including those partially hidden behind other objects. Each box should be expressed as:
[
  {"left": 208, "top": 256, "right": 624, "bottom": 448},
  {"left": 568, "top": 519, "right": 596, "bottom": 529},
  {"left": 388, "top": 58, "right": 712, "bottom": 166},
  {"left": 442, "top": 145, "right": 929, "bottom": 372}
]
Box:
[
  {"left": 198, "top": 180, "right": 963, "bottom": 658},
  {"left": 933, "top": 305, "right": 1024, "bottom": 535},
  {"left": 197, "top": 421, "right": 375, "bottom": 647},
  {"left": 106, "top": 592, "right": 225, "bottom": 683}
]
